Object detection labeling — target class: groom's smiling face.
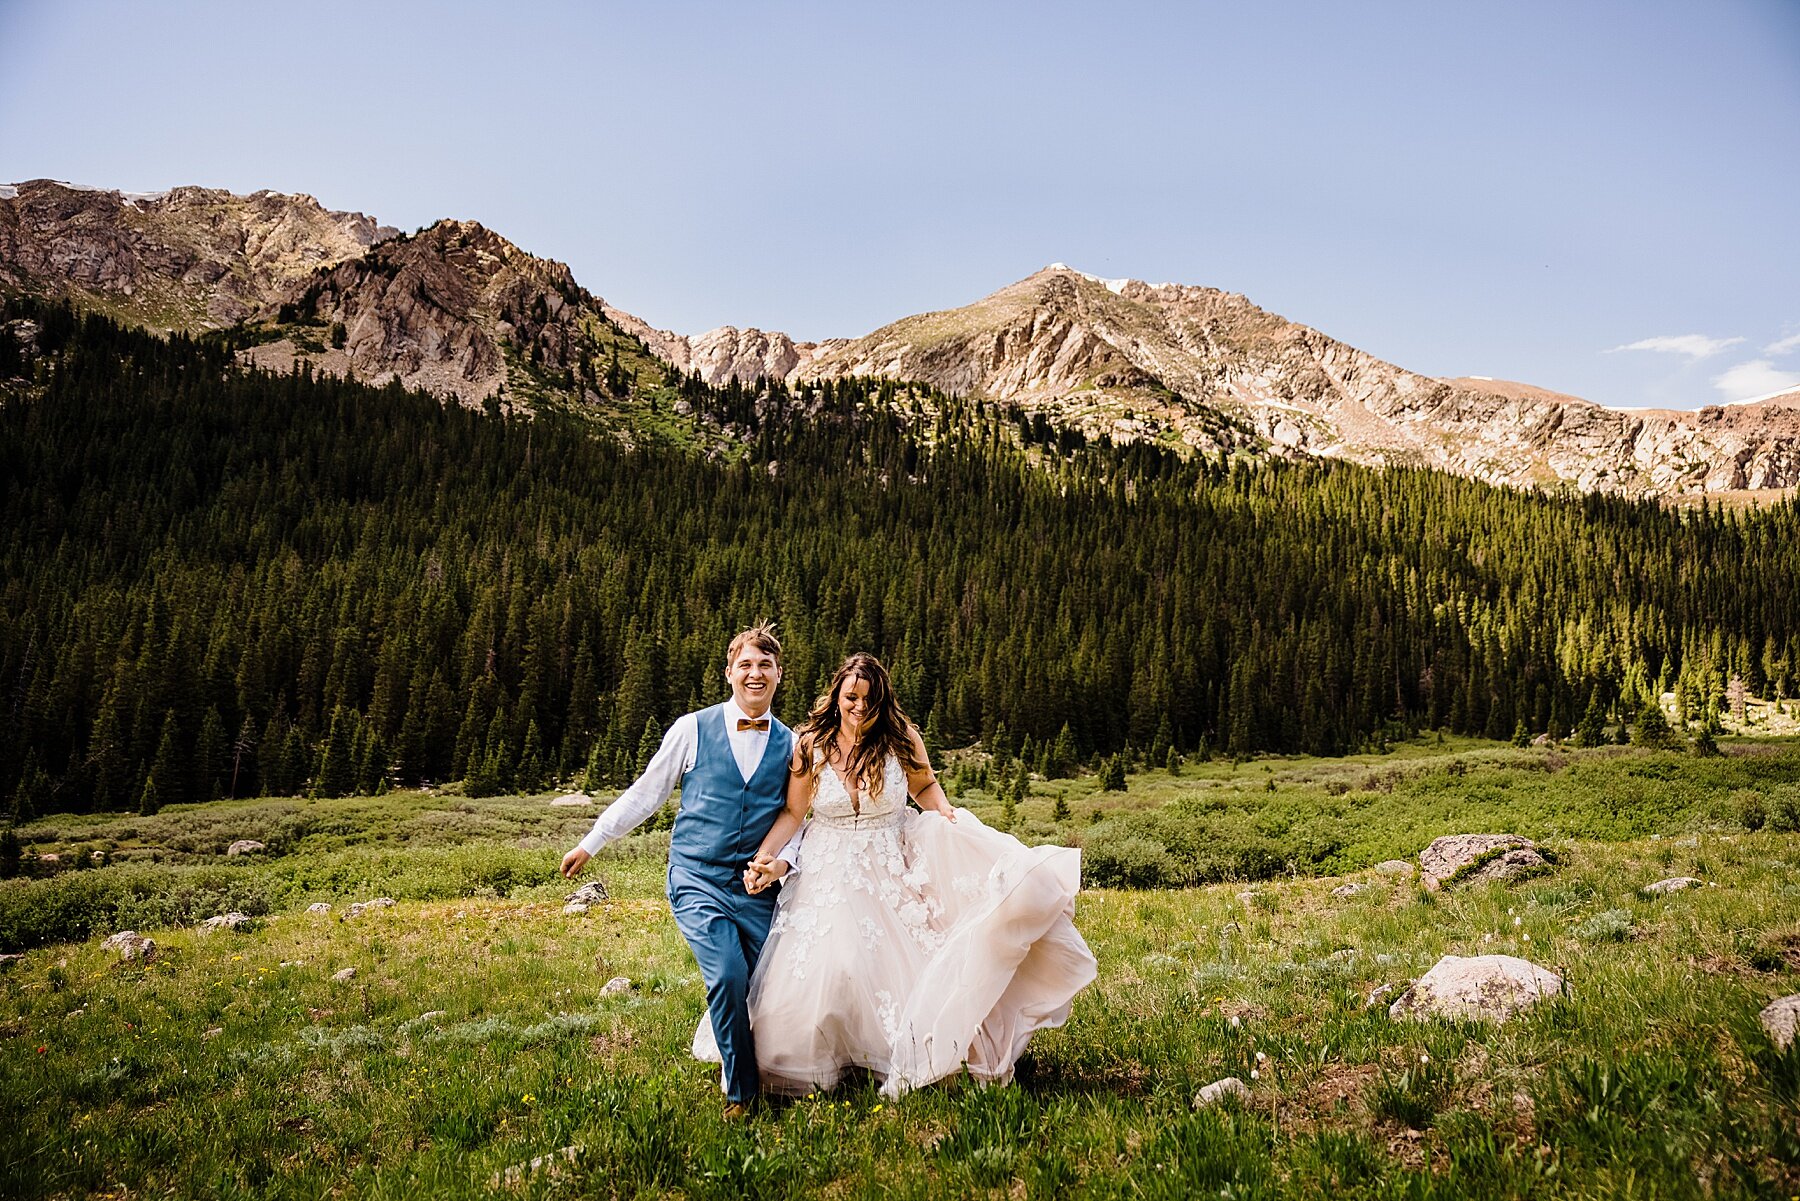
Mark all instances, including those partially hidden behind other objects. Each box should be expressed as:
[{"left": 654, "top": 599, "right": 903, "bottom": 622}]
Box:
[{"left": 726, "top": 647, "right": 781, "bottom": 717}]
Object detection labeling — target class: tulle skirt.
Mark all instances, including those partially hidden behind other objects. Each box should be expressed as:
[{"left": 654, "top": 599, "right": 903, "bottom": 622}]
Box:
[{"left": 695, "top": 807, "right": 1096, "bottom": 1098}]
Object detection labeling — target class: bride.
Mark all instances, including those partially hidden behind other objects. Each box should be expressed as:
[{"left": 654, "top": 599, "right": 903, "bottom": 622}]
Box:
[{"left": 703, "top": 652, "right": 1096, "bottom": 1099}]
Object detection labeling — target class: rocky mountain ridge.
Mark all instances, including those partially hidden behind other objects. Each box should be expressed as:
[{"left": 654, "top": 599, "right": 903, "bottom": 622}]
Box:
[{"left": 5, "top": 179, "right": 1796, "bottom": 497}]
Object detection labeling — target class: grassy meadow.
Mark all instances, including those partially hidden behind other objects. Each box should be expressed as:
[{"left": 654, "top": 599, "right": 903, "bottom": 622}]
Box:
[{"left": 3, "top": 736, "right": 1799, "bottom": 1198}]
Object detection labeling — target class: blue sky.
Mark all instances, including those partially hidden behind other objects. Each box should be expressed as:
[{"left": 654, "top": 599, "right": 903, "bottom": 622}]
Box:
[{"left": 2, "top": 0, "right": 1796, "bottom": 408}]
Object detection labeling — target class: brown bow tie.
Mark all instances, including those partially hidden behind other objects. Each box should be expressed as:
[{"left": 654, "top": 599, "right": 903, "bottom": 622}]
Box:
[{"left": 737, "top": 718, "right": 769, "bottom": 732}]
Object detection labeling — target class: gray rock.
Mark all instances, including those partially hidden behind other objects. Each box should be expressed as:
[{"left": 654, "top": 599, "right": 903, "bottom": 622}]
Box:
[
  {"left": 1388, "top": 954, "right": 1564, "bottom": 1023},
  {"left": 1366, "top": 983, "right": 1397, "bottom": 1008},
  {"left": 1759, "top": 993, "right": 1800, "bottom": 1050},
  {"left": 549, "top": 793, "right": 593, "bottom": 807},
  {"left": 1641, "top": 876, "right": 1704, "bottom": 896},
  {"left": 1331, "top": 882, "right": 1371, "bottom": 898},
  {"left": 1375, "top": 860, "right": 1415, "bottom": 876},
  {"left": 492, "top": 1145, "right": 584, "bottom": 1189},
  {"left": 101, "top": 931, "right": 156, "bottom": 961},
  {"left": 1418, "top": 834, "right": 1549, "bottom": 889},
  {"left": 225, "top": 839, "right": 266, "bottom": 857},
  {"left": 1193, "top": 1076, "right": 1250, "bottom": 1108},
  {"left": 204, "top": 1026, "right": 223, "bottom": 1039},
  {"left": 199, "top": 912, "right": 255, "bottom": 932},
  {"left": 306, "top": 902, "right": 331, "bottom": 915},
  {"left": 332, "top": 967, "right": 357, "bottom": 982},
  {"left": 343, "top": 898, "right": 396, "bottom": 919},
  {"left": 600, "top": 976, "right": 632, "bottom": 996},
  {"left": 562, "top": 901, "right": 591, "bottom": 916},
  {"left": 565, "top": 880, "right": 609, "bottom": 905}
]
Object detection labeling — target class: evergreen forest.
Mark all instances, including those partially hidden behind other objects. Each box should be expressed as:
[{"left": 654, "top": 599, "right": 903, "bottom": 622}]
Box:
[{"left": 3, "top": 298, "right": 1798, "bottom": 817}]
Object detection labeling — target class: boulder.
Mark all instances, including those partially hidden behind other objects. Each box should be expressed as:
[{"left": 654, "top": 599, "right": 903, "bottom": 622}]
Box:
[
  {"left": 1193, "top": 1077, "right": 1250, "bottom": 1108},
  {"left": 1641, "top": 877, "right": 1703, "bottom": 897},
  {"left": 100, "top": 931, "right": 156, "bottom": 961},
  {"left": 1388, "top": 954, "right": 1563, "bottom": 1023},
  {"left": 1375, "top": 860, "right": 1415, "bottom": 876},
  {"left": 343, "top": 898, "right": 396, "bottom": 919},
  {"left": 1760, "top": 994, "right": 1800, "bottom": 1050},
  {"left": 600, "top": 976, "right": 632, "bottom": 996},
  {"left": 1331, "top": 882, "right": 1371, "bottom": 898},
  {"left": 198, "top": 912, "right": 255, "bottom": 933},
  {"left": 225, "top": 839, "right": 266, "bottom": 857},
  {"left": 563, "top": 901, "right": 590, "bottom": 916},
  {"left": 565, "top": 880, "right": 609, "bottom": 905},
  {"left": 333, "top": 967, "right": 357, "bottom": 982},
  {"left": 306, "top": 902, "right": 331, "bottom": 915},
  {"left": 549, "top": 793, "right": 593, "bottom": 807},
  {"left": 1418, "top": 834, "right": 1549, "bottom": 889}
]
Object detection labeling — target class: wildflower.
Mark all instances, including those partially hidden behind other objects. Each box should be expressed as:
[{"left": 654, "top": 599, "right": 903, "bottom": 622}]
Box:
[
  {"left": 1419, "top": 1053, "right": 1430, "bottom": 1064},
  {"left": 1254, "top": 1051, "right": 1267, "bottom": 1063},
  {"left": 1229, "top": 1015, "right": 1241, "bottom": 1029},
  {"left": 1522, "top": 933, "right": 1531, "bottom": 942},
  {"left": 1512, "top": 917, "right": 1521, "bottom": 928},
  {"left": 1250, "top": 1069, "right": 1259, "bottom": 1080},
  {"left": 36, "top": 1046, "right": 46, "bottom": 1054},
  {"left": 232, "top": 954, "right": 243, "bottom": 961},
  {"left": 521, "top": 1093, "right": 535, "bottom": 1105}
]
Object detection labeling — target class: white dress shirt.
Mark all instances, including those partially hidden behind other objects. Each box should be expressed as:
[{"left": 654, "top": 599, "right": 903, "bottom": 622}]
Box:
[{"left": 577, "top": 699, "right": 802, "bottom": 871}]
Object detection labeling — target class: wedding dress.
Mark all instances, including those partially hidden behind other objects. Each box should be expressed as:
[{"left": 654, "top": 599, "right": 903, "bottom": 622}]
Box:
[{"left": 695, "top": 753, "right": 1096, "bottom": 1098}]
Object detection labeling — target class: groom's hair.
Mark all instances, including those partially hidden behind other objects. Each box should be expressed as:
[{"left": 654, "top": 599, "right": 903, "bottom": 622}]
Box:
[{"left": 726, "top": 621, "right": 782, "bottom": 665}]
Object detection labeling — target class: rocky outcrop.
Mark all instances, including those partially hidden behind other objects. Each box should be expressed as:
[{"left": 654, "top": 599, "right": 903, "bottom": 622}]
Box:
[
  {"left": 0, "top": 179, "right": 395, "bottom": 329},
  {"left": 1418, "top": 834, "right": 1550, "bottom": 889},
  {"left": 601, "top": 302, "right": 825, "bottom": 387},
  {"left": 241, "top": 219, "right": 594, "bottom": 407}
]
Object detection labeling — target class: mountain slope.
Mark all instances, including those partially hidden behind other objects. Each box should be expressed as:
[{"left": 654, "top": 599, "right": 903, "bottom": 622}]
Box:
[
  {"left": 791, "top": 266, "right": 1800, "bottom": 494},
  {"left": 6, "top": 180, "right": 1798, "bottom": 497}
]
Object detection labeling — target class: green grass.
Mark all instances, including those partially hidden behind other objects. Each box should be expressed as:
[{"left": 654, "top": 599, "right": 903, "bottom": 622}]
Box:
[{"left": 3, "top": 739, "right": 1799, "bottom": 1196}]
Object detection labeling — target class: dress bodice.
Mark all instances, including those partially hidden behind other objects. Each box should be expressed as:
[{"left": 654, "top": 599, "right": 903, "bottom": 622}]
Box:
[{"left": 812, "top": 753, "right": 910, "bottom": 826}]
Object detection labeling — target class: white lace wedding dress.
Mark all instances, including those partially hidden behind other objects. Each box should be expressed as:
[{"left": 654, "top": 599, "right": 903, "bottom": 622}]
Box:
[{"left": 696, "top": 753, "right": 1097, "bottom": 1098}]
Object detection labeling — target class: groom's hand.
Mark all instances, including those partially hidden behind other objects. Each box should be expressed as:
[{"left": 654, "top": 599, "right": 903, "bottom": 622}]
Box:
[{"left": 560, "top": 848, "right": 591, "bottom": 878}]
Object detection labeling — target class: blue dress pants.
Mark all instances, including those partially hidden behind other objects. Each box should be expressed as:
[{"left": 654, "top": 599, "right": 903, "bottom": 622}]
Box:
[{"left": 668, "top": 862, "right": 777, "bottom": 1103}]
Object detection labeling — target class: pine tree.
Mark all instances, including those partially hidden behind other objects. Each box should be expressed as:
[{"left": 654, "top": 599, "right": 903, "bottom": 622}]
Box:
[
  {"left": 1050, "top": 722, "right": 1078, "bottom": 779},
  {"left": 315, "top": 706, "right": 357, "bottom": 799},
  {"left": 989, "top": 722, "right": 1014, "bottom": 771},
  {"left": 1632, "top": 702, "right": 1677, "bottom": 751},
  {"left": 1511, "top": 719, "right": 1531, "bottom": 747},
  {"left": 1051, "top": 793, "right": 1071, "bottom": 823},
  {"left": 0, "top": 826, "right": 19, "bottom": 879},
  {"left": 196, "top": 707, "right": 227, "bottom": 801},
  {"left": 635, "top": 716, "right": 662, "bottom": 778},
  {"left": 137, "top": 772, "right": 160, "bottom": 816},
  {"left": 1166, "top": 747, "right": 1181, "bottom": 775},
  {"left": 517, "top": 720, "right": 546, "bottom": 794},
  {"left": 582, "top": 736, "right": 607, "bottom": 792},
  {"left": 148, "top": 711, "right": 185, "bottom": 807},
  {"left": 1575, "top": 691, "right": 1607, "bottom": 748}
]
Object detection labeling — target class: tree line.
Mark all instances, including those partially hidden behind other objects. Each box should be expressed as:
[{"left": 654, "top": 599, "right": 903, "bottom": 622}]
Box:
[{"left": 2, "top": 298, "right": 1797, "bottom": 817}]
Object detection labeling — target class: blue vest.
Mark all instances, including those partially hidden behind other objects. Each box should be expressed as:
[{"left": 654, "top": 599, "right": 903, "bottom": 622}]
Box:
[{"left": 669, "top": 704, "right": 793, "bottom": 877}]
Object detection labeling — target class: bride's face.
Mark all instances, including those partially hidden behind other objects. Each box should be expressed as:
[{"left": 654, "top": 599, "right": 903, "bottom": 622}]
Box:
[{"left": 837, "top": 675, "right": 872, "bottom": 735}]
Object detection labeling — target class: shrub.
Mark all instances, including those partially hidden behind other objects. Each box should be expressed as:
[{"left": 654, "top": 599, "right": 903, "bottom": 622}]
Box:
[
  {"left": 1573, "top": 908, "right": 1634, "bottom": 942},
  {"left": 1768, "top": 785, "right": 1800, "bottom": 833},
  {"left": 1082, "top": 833, "right": 1181, "bottom": 889}
]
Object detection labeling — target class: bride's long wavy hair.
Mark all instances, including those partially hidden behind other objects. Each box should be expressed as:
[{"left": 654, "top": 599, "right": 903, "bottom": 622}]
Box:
[{"left": 795, "top": 653, "right": 926, "bottom": 799}]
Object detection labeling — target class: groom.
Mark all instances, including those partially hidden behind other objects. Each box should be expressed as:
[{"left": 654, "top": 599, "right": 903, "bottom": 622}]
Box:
[{"left": 561, "top": 622, "right": 797, "bottom": 1118}]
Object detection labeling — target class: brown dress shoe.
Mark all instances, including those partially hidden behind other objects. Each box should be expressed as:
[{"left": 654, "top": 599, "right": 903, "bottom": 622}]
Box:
[{"left": 722, "top": 1101, "right": 751, "bottom": 1121}]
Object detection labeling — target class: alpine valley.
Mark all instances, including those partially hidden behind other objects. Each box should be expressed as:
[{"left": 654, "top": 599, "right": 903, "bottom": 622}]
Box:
[{"left": 3, "top": 178, "right": 1799, "bottom": 822}]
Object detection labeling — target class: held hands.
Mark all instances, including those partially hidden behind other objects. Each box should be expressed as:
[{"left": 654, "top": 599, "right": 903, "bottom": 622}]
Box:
[
  {"left": 560, "top": 848, "right": 592, "bottom": 879},
  {"left": 743, "top": 851, "right": 790, "bottom": 895}
]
